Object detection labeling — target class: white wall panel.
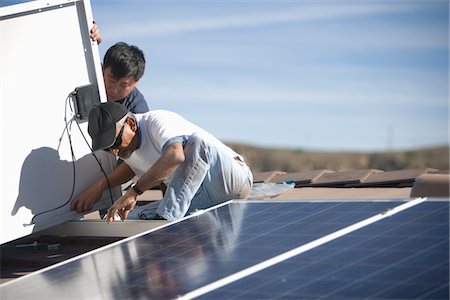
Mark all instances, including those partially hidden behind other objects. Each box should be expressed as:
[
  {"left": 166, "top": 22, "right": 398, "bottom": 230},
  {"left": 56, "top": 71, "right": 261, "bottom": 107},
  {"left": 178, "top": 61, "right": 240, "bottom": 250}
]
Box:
[{"left": 0, "top": 0, "right": 121, "bottom": 244}]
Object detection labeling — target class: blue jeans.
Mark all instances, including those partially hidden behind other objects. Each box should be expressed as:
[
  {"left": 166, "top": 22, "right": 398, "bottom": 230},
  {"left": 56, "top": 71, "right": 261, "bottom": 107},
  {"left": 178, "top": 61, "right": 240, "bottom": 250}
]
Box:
[{"left": 128, "top": 132, "right": 253, "bottom": 221}]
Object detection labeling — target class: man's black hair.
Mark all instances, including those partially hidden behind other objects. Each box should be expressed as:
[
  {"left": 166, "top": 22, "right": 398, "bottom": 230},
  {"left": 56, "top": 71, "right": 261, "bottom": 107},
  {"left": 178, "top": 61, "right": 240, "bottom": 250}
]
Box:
[{"left": 103, "top": 42, "right": 146, "bottom": 81}]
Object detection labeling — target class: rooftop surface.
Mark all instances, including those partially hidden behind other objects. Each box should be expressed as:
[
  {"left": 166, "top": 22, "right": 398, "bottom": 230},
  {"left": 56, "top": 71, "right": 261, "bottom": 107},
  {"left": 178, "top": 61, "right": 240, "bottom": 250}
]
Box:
[{"left": 1, "top": 168, "right": 449, "bottom": 290}]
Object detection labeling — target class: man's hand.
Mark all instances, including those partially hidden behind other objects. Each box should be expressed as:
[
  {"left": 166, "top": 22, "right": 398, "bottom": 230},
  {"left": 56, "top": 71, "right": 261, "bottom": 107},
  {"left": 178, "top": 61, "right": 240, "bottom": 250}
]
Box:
[
  {"left": 70, "top": 181, "right": 103, "bottom": 213},
  {"left": 90, "top": 21, "right": 102, "bottom": 44},
  {"left": 106, "top": 189, "right": 138, "bottom": 224}
]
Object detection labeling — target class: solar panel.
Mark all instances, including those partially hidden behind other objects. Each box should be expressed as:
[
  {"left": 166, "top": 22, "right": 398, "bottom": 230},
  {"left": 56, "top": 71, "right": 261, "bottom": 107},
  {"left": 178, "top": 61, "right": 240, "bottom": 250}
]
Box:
[
  {"left": 200, "top": 200, "right": 449, "bottom": 299},
  {"left": 1, "top": 199, "right": 448, "bottom": 299}
]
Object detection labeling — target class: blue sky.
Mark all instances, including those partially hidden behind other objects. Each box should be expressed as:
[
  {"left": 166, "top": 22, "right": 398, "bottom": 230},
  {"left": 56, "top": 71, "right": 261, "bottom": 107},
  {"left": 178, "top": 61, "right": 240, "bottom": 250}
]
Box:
[{"left": 5, "top": 0, "right": 449, "bottom": 151}]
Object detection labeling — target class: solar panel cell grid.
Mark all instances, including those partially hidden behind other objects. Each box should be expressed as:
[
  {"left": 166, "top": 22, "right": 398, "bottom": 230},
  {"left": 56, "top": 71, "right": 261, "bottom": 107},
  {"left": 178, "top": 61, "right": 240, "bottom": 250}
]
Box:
[
  {"left": 1, "top": 200, "right": 447, "bottom": 300},
  {"left": 203, "top": 201, "right": 449, "bottom": 299}
]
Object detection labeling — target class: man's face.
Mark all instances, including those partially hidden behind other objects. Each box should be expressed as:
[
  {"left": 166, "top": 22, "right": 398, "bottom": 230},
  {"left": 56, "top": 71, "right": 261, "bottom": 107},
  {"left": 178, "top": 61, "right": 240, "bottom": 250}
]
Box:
[
  {"left": 105, "top": 118, "right": 137, "bottom": 160},
  {"left": 103, "top": 67, "right": 137, "bottom": 101}
]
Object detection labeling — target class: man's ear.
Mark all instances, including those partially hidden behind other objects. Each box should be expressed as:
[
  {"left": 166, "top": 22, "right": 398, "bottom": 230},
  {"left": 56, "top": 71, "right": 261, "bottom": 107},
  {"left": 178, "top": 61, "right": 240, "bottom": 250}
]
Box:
[{"left": 127, "top": 117, "right": 138, "bottom": 132}]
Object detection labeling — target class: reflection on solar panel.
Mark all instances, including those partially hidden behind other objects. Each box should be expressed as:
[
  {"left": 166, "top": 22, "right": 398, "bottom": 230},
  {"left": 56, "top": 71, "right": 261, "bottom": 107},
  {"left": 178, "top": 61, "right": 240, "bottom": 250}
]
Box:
[{"left": 1, "top": 199, "right": 448, "bottom": 299}]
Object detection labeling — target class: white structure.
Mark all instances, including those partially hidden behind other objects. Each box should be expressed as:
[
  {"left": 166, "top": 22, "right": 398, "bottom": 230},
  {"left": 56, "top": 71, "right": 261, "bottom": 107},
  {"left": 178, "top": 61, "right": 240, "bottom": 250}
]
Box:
[{"left": 0, "top": 0, "right": 121, "bottom": 244}]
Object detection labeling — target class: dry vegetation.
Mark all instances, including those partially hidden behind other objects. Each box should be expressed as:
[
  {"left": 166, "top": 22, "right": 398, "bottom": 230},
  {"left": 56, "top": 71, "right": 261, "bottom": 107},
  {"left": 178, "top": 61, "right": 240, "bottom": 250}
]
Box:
[{"left": 226, "top": 143, "right": 449, "bottom": 173}]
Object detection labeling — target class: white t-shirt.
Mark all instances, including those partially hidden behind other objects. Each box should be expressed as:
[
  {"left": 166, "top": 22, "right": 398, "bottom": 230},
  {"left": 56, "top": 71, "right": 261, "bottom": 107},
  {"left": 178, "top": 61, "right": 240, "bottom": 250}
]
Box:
[{"left": 124, "top": 110, "right": 238, "bottom": 177}]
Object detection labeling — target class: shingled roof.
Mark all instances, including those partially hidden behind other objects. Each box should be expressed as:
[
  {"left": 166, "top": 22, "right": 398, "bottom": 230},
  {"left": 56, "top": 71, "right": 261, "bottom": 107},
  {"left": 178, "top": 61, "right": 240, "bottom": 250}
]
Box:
[{"left": 251, "top": 168, "right": 449, "bottom": 199}]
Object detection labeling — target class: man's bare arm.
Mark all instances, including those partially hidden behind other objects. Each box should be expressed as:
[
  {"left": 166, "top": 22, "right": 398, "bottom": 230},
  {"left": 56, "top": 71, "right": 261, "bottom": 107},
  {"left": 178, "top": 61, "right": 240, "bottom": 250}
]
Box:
[
  {"left": 71, "top": 162, "right": 135, "bottom": 213},
  {"left": 136, "top": 142, "right": 185, "bottom": 192},
  {"left": 106, "top": 143, "right": 184, "bottom": 223}
]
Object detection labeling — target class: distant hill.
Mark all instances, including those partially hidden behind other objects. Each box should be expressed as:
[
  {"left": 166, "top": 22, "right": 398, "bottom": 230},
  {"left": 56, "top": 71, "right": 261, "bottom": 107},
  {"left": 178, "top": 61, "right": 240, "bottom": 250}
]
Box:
[{"left": 226, "top": 143, "right": 449, "bottom": 172}]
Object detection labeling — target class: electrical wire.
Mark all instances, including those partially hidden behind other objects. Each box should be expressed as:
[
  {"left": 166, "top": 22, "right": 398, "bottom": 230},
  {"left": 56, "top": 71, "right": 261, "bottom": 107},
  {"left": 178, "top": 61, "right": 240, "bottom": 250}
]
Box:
[
  {"left": 73, "top": 120, "right": 114, "bottom": 205},
  {"left": 30, "top": 89, "right": 114, "bottom": 225},
  {"left": 30, "top": 92, "right": 77, "bottom": 224}
]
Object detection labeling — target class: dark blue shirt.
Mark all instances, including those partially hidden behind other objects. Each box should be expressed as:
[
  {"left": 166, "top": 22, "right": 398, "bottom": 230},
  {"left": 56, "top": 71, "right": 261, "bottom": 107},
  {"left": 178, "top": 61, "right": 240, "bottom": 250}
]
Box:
[{"left": 118, "top": 87, "right": 149, "bottom": 113}]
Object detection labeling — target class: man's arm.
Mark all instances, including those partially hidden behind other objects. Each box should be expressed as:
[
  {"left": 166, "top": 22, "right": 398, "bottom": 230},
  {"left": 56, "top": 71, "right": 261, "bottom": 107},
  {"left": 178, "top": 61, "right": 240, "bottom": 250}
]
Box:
[
  {"left": 70, "top": 162, "right": 135, "bottom": 213},
  {"left": 106, "top": 142, "right": 184, "bottom": 223}
]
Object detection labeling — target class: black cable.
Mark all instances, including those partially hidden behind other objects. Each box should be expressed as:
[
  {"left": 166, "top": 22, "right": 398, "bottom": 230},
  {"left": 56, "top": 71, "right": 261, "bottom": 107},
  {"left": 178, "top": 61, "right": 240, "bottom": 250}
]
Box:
[
  {"left": 29, "top": 91, "right": 114, "bottom": 225},
  {"left": 57, "top": 92, "right": 76, "bottom": 151},
  {"left": 30, "top": 93, "right": 77, "bottom": 224},
  {"left": 73, "top": 120, "right": 114, "bottom": 205},
  {"left": 68, "top": 90, "right": 114, "bottom": 204}
]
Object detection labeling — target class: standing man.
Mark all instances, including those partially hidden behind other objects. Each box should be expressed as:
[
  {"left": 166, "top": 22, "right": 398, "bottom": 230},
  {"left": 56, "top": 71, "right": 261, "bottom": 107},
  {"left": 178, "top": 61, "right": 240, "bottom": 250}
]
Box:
[
  {"left": 70, "top": 102, "right": 253, "bottom": 222},
  {"left": 102, "top": 42, "right": 149, "bottom": 113},
  {"left": 89, "top": 24, "right": 149, "bottom": 113}
]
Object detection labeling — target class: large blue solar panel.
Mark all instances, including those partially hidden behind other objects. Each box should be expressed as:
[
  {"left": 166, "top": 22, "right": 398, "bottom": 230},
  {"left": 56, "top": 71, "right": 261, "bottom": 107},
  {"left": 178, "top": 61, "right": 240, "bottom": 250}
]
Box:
[
  {"left": 203, "top": 200, "right": 449, "bottom": 299},
  {"left": 1, "top": 200, "right": 447, "bottom": 299}
]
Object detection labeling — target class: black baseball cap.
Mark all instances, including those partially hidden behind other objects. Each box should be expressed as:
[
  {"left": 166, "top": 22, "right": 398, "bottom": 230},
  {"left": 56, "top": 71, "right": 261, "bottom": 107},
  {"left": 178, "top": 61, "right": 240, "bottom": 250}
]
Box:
[{"left": 88, "top": 102, "right": 129, "bottom": 151}]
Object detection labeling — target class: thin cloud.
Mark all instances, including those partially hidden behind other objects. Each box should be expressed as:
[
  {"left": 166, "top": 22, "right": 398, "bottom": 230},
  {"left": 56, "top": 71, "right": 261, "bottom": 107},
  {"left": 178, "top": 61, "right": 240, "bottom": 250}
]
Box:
[
  {"left": 147, "top": 74, "right": 447, "bottom": 109},
  {"left": 105, "top": 3, "right": 413, "bottom": 39}
]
